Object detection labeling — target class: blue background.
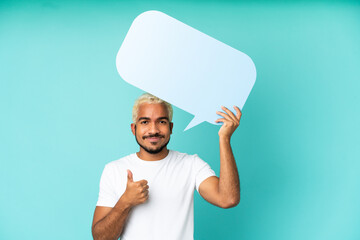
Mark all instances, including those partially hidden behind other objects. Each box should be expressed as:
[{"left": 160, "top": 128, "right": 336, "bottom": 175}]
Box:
[{"left": 1, "top": 0, "right": 359, "bottom": 239}]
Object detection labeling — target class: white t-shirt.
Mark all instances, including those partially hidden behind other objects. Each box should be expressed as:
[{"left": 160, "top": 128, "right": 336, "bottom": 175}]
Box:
[{"left": 96, "top": 150, "right": 216, "bottom": 240}]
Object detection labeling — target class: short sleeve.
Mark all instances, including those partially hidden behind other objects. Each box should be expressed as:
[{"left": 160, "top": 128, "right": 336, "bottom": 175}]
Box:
[
  {"left": 96, "top": 164, "right": 118, "bottom": 207},
  {"left": 193, "top": 154, "right": 216, "bottom": 193}
]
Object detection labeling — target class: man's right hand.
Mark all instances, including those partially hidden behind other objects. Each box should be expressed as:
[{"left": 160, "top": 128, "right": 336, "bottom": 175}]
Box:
[
  {"left": 92, "top": 169, "right": 148, "bottom": 240},
  {"left": 122, "top": 169, "right": 149, "bottom": 207}
]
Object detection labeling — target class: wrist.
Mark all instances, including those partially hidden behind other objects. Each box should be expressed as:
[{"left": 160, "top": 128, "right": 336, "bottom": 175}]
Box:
[
  {"left": 116, "top": 194, "right": 133, "bottom": 210},
  {"left": 219, "top": 135, "right": 231, "bottom": 142}
]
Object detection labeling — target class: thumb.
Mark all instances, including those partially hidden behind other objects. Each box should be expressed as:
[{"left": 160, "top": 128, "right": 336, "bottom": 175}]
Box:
[{"left": 127, "top": 169, "right": 133, "bottom": 182}]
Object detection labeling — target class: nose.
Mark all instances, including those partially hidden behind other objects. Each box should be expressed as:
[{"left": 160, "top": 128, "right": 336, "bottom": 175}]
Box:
[{"left": 148, "top": 122, "right": 160, "bottom": 134}]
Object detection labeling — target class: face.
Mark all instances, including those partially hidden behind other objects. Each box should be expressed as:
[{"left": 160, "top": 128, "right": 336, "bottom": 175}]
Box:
[{"left": 131, "top": 103, "right": 173, "bottom": 154}]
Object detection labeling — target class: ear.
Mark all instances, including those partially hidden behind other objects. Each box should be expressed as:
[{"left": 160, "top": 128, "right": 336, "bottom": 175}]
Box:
[
  {"left": 170, "top": 122, "right": 174, "bottom": 134},
  {"left": 131, "top": 123, "right": 136, "bottom": 136}
]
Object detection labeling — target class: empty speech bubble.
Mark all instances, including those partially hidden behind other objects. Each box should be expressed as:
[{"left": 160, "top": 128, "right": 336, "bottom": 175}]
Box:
[{"left": 116, "top": 10, "right": 256, "bottom": 131}]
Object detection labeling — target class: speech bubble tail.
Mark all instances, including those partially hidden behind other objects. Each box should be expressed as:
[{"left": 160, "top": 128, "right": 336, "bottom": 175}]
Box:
[{"left": 184, "top": 116, "right": 203, "bottom": 131}]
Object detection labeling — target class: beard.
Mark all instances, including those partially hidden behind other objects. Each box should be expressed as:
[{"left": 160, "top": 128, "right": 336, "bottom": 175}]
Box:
[{"left": 134, "top": 127, "right": 170, "bottom": 154}]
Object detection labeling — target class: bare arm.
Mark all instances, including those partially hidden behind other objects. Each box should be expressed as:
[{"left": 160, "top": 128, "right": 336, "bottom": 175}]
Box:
[
  {"left": 218, "top": 135, "right": 240, "bottom": 206},
  {"left": 92, "top": 197, "right": 132, "bottom": 240},
  {"left": 199, "top": 106, "right": 241, "bottom": 208},
  {"left": 92, "top": 169, "right": 149, "bottom": 240}
]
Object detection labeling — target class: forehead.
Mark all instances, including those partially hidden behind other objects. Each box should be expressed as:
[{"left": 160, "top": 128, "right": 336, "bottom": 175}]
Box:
[{"left": 137, "top": 103, "right": 169, "bottom": 119}]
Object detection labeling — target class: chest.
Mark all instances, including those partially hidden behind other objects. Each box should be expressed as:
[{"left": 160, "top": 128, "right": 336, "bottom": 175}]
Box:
[{"left": 114, "top": 161, "right": 195, "bottom": 203}]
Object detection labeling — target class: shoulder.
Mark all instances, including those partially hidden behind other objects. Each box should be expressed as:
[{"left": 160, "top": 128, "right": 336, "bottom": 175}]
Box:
[
  {"left": 103, "top": 153, "right": 135, "bottom": 171},
  {"left": 99, "top": 153, "right": 136, "bottom": 183},
  {"left": 170, "top": 150, "right": 196, "bottom": 160},
  {"left": 170, "top": 150, "right": 205, "bottom": 164},
  {"left": 171, "top": 150, "right": 211, "bottom": 170}
]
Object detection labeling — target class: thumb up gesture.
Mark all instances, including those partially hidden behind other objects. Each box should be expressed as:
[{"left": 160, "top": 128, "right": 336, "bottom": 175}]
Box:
[{"left": 123, "top": 169, "right": 149, "bottom": 207}]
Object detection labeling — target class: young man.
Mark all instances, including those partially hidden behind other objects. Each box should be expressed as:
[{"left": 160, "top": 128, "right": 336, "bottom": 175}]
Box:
[{"left": 92, "top": 93, "right": 241, "bottom": 240}]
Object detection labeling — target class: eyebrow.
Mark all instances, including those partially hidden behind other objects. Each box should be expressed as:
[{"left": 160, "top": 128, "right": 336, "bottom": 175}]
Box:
[{"left": 137, "top": 117, "right": 170, "bottom": 121}]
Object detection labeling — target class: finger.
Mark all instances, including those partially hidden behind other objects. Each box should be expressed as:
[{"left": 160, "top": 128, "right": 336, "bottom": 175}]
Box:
[
  {"left": 140, "top": 191, "right": 149, "bottom": 202},
  {"left": 216, "top": 111, "right": 233, "bottom": 121},
  {"left": 221, "top": 106, "right": 237, "bottom": 122},
  {"left": 141, "top": 195, "right": 149, "bottom": 203},
  {"left": 137, "top": 179, "right": 148, "bottom": 186},
  {"left": 127, "top": 169, "right": 133, "bottom": 182},
  {"left": 215, "top": 118, "right": 227, "bottom": 123},
  {"left": 234, "top": 106, "right": 242, "bottom": 121},
  {"left": 141, "top": 185, "right": 149, "bottom": 192}
]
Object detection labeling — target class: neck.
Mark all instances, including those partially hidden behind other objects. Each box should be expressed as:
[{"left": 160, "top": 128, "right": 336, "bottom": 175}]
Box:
[{"left": 137, "top": 148, "right": 169, "bottom": 161}]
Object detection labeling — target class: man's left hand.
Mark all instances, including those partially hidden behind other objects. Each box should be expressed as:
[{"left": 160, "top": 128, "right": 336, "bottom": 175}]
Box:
[{"left": 215, "top": 106, "right": 242, "bottom": 139}]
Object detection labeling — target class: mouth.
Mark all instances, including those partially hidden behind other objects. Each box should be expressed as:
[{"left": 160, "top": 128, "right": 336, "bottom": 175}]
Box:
[
  {"left": 147, "top": 137, "right": 160, "bottom": 141},
  {"left": 143, "top": 135, "right": 164, "bottom": 142}
]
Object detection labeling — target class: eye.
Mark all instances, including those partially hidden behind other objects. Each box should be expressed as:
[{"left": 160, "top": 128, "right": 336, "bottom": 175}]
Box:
[
  {"left": 160, "top": 120, "right": 168, "bottom": 124},
  {"left": 140, "top": 120, "right": 148, "bottom": 124}
]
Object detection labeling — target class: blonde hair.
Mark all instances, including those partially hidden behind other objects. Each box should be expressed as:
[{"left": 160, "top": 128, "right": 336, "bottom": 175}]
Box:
[{"left": 132, "top": 93, "right": 173, "bottom": 123}]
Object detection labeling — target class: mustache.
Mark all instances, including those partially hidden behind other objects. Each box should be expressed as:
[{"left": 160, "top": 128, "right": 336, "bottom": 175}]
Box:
[{"left": 142, "top": 134, "right": 165, "bottom": 139}]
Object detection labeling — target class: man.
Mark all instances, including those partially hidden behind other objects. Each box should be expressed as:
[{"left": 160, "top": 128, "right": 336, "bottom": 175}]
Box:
[{"left": 92, "top": 93, "right": 241, "bottom": 240}]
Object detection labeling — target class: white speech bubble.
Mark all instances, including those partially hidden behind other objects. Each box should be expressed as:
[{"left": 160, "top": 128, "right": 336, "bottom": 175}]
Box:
[{"left": 116, "top": 10, "right": 256, "bottom": 131}]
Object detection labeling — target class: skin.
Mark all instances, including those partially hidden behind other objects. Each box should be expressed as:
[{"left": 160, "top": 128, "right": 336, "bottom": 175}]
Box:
[
  {"left": 198, "top": 106, "right": 242, "bottom": 208},
  {"left": 130, "top": 103, "right": 174, "bottom": 161},
  {"left": 91, "top": 103, "right": 241, "bottom": 240}
]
